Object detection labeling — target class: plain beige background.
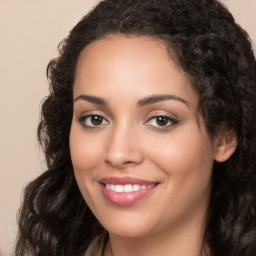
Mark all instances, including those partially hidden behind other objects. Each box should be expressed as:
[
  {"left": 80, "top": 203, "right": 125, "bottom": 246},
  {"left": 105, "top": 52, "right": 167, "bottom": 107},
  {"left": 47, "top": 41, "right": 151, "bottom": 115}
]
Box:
[{"left": 0, "top": 1, "right": 255, "bottom": 255}]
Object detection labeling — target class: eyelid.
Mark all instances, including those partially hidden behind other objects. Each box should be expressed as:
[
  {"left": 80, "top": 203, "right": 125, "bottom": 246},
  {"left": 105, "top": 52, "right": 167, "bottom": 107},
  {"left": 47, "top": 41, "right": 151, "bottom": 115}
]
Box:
[
  {"left": 78, "top": 111, "right": 110, "bottom": 128},
  {"left": 145, "top": 110, "right": 178, "bottom": 120},
  {"left": 144, "top": 111, "right": 179, "bottom": 129}
]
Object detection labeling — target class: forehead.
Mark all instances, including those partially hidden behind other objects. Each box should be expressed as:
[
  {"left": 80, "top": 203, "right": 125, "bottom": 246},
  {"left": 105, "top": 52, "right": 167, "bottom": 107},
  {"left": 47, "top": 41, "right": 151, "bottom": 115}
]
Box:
[{"left": 74, "top": 35, "right": 197, "bottom": 107}]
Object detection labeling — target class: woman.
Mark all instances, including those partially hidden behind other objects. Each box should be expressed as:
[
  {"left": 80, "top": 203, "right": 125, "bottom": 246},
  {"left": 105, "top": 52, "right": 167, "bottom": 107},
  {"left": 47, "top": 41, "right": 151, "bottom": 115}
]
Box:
[{"left": 16, "top": 0, "right": 256, "bottom": 255}]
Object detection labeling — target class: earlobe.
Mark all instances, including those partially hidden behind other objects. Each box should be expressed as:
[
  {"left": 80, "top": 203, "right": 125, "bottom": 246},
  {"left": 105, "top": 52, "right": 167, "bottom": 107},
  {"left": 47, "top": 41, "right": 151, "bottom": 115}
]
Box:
[{"left": 214, "top": 132, "right": 237, "bottom": 162}]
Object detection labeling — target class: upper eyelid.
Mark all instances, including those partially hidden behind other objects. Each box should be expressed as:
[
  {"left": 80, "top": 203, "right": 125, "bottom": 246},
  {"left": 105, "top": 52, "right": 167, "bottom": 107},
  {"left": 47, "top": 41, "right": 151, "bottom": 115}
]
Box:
[
  {"left": 148, "top": 113, "right": 175, "bottom": 119},
  {"left": 81, "top": 113, "right": 109, "bottom": 120},
  {"left": 77, "top": 112, "right": 110, "bottom": 126},
  {"left": 78, "top": 114, "right": 110, "bottom": 128},
  {"left": 145, "top": 115, "right": 178, "bottom": 123},
  {"left": 75, "top": 107, "right": 114, "bottom": 121},
  {"left": 78, "top": 110, "right": 108, "bottom": 119},
  {"left": 145, "top": 110, "right": 179, "bottom": 119},
  {"left": 144, "top": 112, "right": 179, "bottom": 124}
]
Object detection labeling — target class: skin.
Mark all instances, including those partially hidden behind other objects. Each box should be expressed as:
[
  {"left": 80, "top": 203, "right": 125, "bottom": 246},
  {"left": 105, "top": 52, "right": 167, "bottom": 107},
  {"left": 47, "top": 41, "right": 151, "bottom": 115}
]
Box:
[{"left": 69, "top": 35, "right": 235, "bottom": 256}]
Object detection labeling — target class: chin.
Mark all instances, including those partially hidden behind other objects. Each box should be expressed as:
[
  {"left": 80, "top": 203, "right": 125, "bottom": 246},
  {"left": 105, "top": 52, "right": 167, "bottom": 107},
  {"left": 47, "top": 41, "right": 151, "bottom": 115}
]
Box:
[
  {"left": 106, "top": 225, "right": 152, "bottom": 238},
  {"left": 98, "top": 211, "right": 156, "bottom": 238}
]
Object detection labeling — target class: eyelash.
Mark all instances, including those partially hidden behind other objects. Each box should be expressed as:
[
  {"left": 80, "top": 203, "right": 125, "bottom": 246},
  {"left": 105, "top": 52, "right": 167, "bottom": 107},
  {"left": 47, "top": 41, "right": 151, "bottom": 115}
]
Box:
[
  {"left": 78, "top": 114, "right": 109, "bottom": 128},
  {"left": 144, "top": 115, "right": 178, "bottom": 129},
  {"left": 78, "top": 114, "right": 178, "bottom": 130}
]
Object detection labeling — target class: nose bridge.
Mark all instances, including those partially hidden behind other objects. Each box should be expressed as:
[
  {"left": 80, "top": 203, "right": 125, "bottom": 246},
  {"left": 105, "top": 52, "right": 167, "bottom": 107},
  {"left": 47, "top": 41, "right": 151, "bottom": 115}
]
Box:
[{"left": 104, "top": 121, "right": 143, "bottom": 167}]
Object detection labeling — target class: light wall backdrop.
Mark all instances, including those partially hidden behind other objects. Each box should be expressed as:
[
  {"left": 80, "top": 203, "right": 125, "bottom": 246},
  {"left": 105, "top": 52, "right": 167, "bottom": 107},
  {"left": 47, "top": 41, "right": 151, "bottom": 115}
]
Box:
[{"left": 0, "top": 1, "right": 255, "bottom": 255}]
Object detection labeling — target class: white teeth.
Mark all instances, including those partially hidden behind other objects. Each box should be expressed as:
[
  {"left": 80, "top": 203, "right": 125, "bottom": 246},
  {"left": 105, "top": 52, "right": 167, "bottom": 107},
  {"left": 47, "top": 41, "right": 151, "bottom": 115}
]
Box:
[
  {"left": 115, "top": 185, "right": 123, "bottom": 192},
  {"left": 123, "top": 184, "right": 133, "bottom": 192},
  {"left": 105, "top": 184, "right": 154, "bottom": 193},
  {"left": 133, "top": 184, "right": 140, "bottom": 191}
]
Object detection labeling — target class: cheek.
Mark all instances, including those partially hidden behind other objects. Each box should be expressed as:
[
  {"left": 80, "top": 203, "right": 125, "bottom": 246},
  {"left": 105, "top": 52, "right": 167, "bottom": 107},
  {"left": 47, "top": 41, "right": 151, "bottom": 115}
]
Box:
[
  {"left": 146, "top": 133, "right": 214, "bottom": 225},
  {"left": 69, "top": 123, "right": 103, "bottom": 202},
  {"left": 69, "top": 124, "right": 101, "bottom": 173},
  {"left": 69, "top": 123, "right": 102, "bottom": 207},
  {"left": 146, "top": 125, "right": 214, "bottom": 195},
  {"left": 149, "top": 133, "right": 213, "bottom": 170}
]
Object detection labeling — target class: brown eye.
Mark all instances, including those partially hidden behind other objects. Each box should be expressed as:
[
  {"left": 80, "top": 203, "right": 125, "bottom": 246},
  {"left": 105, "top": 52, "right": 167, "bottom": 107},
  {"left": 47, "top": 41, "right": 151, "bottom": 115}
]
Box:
[
  {"left": 91, "top": 115, "right": 103, "bottom": 125},
  {"left": 145, "top": 115, "right": 178, "bottom": 129},
  {"left": 155, "top": 116, "right": 169, "bottom": 126},
  {"left": 79, "top": 114, "right": 109, "bottom": 127}
]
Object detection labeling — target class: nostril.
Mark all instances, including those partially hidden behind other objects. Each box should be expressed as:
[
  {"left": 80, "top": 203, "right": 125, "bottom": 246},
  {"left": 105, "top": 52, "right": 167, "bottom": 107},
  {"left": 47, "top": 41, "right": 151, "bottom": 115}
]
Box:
[{"left": 123, "top": 161, "right": 135, "bottom": 165}]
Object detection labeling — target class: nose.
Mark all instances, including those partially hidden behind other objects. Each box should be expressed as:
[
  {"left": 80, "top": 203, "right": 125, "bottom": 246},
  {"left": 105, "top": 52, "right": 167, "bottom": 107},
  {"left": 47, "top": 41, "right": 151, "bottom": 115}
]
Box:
[{"left": 103, "top": 124, "right": 143, "bottom": 169}]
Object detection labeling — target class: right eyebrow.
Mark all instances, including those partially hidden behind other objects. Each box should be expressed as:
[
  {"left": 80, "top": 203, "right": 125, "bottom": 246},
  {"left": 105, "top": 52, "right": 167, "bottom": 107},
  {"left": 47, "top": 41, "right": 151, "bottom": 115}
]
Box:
[{"left": 73, "top": 94, "right": 107, "bottom": 106}]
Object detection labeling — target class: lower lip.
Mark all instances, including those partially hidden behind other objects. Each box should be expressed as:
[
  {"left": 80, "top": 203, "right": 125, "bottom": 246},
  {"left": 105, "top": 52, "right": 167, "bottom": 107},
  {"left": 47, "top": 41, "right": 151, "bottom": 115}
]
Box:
[{"left": 100, "top": 184, "right": 157, "bottom": 206}]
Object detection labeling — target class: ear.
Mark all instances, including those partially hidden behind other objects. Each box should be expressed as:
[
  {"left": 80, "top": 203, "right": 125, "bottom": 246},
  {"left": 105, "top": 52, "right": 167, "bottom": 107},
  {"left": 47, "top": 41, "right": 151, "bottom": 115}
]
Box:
[{"left": 214, "top": 131, "right": 237, "bottom": 162}]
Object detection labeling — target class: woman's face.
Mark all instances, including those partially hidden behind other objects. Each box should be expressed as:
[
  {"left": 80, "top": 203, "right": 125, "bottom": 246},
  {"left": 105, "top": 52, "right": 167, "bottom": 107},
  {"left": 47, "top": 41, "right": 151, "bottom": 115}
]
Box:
[{"left": 70, "top": 35, "right": 219, "bottom": 238}]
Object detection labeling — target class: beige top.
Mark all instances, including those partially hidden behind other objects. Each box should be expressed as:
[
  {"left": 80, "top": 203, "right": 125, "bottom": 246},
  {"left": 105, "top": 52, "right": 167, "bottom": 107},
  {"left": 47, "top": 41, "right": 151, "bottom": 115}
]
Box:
[{"left": 84, "top": 232, "right": 107, "bottom": 256}]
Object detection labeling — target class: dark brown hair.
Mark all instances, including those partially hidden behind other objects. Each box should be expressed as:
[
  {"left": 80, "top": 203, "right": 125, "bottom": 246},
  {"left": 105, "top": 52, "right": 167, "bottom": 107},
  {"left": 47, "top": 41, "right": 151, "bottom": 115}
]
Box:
[{"left": 16, "top": 0, "right": 256, "bottom": 255}]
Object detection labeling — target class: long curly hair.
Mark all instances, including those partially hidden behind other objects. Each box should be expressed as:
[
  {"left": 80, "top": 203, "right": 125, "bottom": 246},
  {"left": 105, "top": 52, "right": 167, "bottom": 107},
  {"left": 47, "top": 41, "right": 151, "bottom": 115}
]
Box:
[{"left": 16, "top": 0, "right": 256, "bottom": 255}]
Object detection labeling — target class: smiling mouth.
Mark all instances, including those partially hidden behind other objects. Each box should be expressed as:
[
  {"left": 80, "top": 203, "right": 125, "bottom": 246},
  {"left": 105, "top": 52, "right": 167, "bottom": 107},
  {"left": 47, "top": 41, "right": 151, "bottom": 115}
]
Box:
[
  {"left": 99, "top": 177, "right": 159, "bottom": 206},
  {"left": 104, "top": 183, "right": 155, "bottom": 192}
]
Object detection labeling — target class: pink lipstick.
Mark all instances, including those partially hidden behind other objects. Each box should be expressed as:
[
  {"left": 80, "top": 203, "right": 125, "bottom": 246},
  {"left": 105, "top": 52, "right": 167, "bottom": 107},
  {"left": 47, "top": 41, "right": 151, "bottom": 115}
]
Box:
[{"left": 99, "top": 177, "right": 158, "bottom": 206}]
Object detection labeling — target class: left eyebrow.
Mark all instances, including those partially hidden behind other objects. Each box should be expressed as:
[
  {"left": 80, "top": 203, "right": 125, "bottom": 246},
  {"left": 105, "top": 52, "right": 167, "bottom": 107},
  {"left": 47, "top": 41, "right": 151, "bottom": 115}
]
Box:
[{"left": 137, "top": 94, "right": 189, "bottom": 107}]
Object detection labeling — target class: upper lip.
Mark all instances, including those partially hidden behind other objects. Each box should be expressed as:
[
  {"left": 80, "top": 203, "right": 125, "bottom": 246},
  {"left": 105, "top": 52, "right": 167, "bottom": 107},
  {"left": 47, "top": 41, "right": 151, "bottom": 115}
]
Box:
[{"left": 99, "top": 176, "right": 158, "bottom": 185}]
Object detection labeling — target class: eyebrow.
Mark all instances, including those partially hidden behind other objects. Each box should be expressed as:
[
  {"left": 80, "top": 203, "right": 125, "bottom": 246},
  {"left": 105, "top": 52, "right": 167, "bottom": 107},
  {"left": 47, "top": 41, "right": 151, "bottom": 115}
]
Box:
[
  {"left": 73, "top": 93, "right": 189, "bottom": 107},
  {"left": 137, "top": 94, "right": 189, "bottom": 107},
  {"left": 73, "top": 94, "right": 107, "bottom": 106}
]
